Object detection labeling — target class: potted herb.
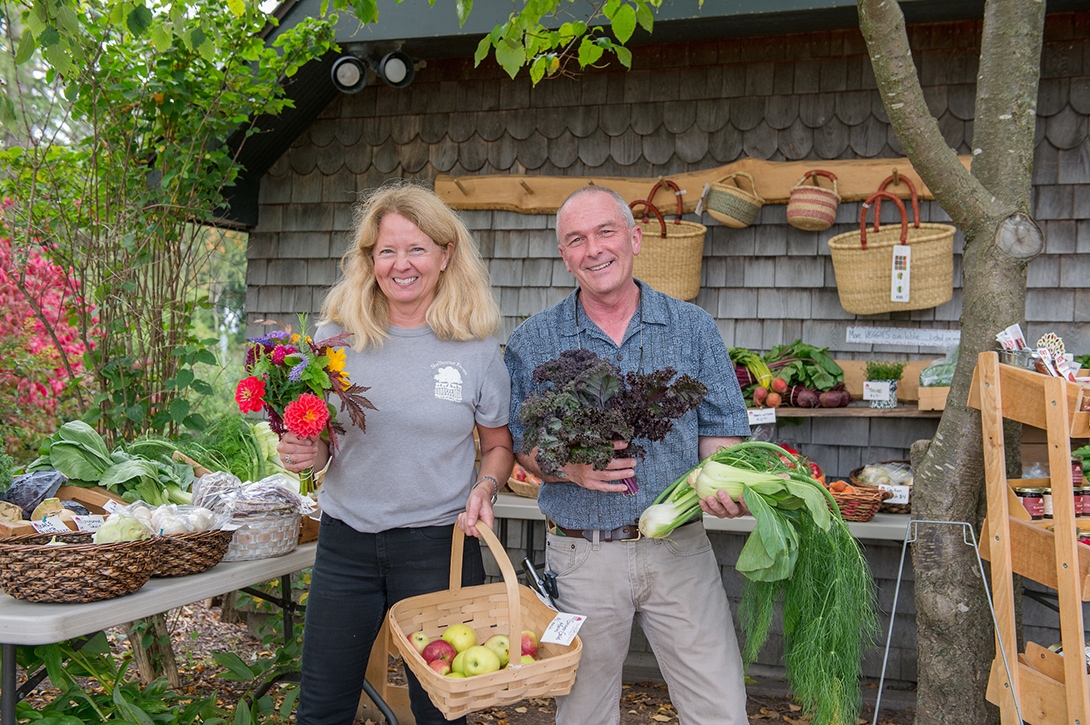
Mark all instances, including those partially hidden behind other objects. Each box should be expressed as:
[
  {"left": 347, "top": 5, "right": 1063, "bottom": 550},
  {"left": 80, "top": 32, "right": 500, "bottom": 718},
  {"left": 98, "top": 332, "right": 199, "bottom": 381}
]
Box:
[{"left": 864, "top": 360, "right": 906, "bottom": 409}]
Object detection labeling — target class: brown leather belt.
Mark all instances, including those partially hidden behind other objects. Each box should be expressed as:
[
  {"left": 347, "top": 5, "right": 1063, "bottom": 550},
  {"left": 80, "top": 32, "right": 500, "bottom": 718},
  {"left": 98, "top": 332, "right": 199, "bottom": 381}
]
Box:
[{"left": 551, "top": 523, "right": 642, "bottom": 542}]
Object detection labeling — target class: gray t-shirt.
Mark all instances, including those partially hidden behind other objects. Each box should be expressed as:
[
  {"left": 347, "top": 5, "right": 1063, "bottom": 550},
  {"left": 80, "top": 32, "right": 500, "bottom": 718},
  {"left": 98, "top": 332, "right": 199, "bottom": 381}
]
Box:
[{"left": 316, "top": 323, "right": 510, "bottom": 533}]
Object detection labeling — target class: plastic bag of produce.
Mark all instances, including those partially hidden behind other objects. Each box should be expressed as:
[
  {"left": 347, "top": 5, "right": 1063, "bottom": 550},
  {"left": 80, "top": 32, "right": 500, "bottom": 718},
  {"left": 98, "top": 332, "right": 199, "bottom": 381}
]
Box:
[
  {"left": 0, "top": 471, "right": 66, "bottom": 518},
  {"left": 920, "top": 346, "right": 959, "bottom": 387}
]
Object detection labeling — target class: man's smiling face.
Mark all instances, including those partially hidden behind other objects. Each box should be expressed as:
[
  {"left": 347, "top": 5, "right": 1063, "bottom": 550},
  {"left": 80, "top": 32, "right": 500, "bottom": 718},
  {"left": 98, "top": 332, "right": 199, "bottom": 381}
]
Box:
[{"left": 556, "top": 190, "right": 642, "bottom": 300}]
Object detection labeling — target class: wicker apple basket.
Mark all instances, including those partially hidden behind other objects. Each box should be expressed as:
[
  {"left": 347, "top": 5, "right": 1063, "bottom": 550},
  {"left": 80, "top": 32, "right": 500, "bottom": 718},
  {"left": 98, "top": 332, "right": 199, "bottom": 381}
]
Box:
[{"left": 387, "top": 522, "right": 582, "bottom": 719}]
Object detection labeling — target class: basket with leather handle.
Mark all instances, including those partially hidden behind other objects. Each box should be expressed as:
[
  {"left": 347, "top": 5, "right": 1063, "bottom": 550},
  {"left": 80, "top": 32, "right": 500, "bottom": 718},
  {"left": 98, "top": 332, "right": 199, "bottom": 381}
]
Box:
[
  {"left": 826, "top": 181, "right": 955, "bottom": 315},
  {"left": 704, "top": 171, "right": 764, "bottom": 228},
  {"left": 629, "top": 181, "right": 707, "bottom": 300},
  {"left": 786, "top": 170, "right": 840, "bottom": 231},
  {"left": 387, "top": 522, "right": 582, "bottom": 719}
]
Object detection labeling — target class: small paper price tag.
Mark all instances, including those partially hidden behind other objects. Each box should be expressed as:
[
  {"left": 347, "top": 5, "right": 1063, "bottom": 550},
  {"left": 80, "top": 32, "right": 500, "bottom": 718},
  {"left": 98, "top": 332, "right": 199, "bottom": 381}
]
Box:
[
  {"left": 31, "top": 516, "right": 71, "bottom": 534},
  {"left": 747, "top": 408, "right": 777, "bottom": 426},
  {"left": 102, "top": 499, "right": 125, "bottom": 515},
  {"left": 73, "top": 514, "right": 105, "bottom": 532},
  {"left": 540, "top": 612, "right": 587, "bottom": 647},
  {"left": 890, "top": 244, "right": 911, "bottom": 303},
  {"left": 878, "top": 484, "right": 910, "bottom": 505},
  {"left": 863, "top": 380, "right": 892, "bottom": 401}
]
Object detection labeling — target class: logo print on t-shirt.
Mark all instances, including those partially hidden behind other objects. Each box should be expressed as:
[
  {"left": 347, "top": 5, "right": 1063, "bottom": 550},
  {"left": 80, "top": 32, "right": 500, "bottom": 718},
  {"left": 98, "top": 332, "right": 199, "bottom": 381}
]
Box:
[{"left": 434, "top": 366, "right": 463, "bottom": 402}]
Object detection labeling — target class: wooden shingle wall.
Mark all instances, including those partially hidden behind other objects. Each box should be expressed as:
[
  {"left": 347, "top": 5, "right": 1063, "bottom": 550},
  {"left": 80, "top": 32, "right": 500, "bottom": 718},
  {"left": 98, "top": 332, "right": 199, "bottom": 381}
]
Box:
[{"left": 247, "top": 14, "right": 1090, "bottom": 480}]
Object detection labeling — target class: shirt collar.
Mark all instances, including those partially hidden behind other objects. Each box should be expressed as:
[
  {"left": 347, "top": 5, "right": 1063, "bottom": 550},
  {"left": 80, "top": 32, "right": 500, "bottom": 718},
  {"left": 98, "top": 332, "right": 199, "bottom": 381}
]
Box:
[{"left": 558, "top": 279, "right": 668, "bottom": 340}]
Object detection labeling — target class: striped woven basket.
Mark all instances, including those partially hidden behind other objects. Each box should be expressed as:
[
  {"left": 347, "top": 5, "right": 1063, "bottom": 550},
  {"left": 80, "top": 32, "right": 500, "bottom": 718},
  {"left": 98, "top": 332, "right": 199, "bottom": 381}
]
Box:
[
  {"left": 704, "top": 171, "right": 763, "bottom": 228},
  {"left": 786, "top": 170, "right": 840, "bottom": 231},
  {"left": 629, "top": 180, "right": 707, "bottom": 300},
  {"left": 827, "top": 185, "right": 955, "bottom": 315}
]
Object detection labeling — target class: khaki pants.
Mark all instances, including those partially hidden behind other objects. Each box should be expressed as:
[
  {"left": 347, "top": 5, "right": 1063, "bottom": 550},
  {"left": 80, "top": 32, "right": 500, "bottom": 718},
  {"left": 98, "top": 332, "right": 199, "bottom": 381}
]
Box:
[{"left": 545, "top": 523, "right": 747, "bottom": 725}]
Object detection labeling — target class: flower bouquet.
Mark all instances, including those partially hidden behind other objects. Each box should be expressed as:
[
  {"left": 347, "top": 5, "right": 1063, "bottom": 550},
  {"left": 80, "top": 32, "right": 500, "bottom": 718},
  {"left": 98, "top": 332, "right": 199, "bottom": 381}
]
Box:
[{"left": 235, "top": 316, "right": 375, "bottom": 495}]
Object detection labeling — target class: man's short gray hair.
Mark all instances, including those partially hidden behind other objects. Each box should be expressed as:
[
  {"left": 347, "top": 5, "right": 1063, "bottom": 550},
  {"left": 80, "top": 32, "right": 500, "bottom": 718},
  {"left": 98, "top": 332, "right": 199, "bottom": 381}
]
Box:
[{"left": 555, "top": 185, "right": 636, "bottom": 244}]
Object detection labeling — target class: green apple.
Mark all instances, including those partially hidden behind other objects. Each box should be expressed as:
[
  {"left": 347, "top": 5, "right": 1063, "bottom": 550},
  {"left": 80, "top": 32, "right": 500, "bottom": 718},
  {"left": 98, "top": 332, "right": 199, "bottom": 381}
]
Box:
[
  {"left": 482, "top": 634, "right": 510, "bottom": 668},
  {"left": 441, "top": 624, "right": 478, "bottom": 653},
  {"left": 408, "top": 630, "right": 431, "bottom": 654},
  {"left": 446, "top": 672, "right": 466, "bottom": 678},
  {"left": 451, "top": 650, "right": 467, "bottom": 674},
  {"left": 461, "top": 645, "right": 502, "bottom": 676},
  {"left": 521, "top": 654, "right": 536, "bottom": 664}
]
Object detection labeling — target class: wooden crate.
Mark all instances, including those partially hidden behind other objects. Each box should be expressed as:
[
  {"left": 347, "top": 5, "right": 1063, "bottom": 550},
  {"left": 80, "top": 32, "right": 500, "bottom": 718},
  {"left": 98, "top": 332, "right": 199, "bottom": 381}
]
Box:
[
  {"left": 836, "top": 359, "right": 936, "bottom": 403},
  {"left": 918, "top": 386, "right": 950, "bottom": 411}
]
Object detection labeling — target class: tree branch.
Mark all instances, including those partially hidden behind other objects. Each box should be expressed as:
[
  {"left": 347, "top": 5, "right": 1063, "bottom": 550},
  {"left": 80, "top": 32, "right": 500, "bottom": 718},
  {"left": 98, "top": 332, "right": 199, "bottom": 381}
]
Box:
[{"left": 856, "top": 0, "right": 998, "bottom": 239}]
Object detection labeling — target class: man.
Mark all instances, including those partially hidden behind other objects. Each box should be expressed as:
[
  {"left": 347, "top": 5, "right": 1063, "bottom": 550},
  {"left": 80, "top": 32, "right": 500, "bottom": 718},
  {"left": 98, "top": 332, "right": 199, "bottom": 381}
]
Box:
[{"left": 504, "top": 185, "right": 752, "bottom": 725}]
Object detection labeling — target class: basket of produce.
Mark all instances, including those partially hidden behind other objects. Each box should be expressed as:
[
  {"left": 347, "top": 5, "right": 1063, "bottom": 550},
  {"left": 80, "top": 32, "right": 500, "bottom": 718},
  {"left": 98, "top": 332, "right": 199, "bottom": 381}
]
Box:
[
  {"left": 629, "top": 179, "right": 707, "bottom": 301},
  {"left": 193, "top": 472, "right": 314, "bottom": 562},
  {"left": 388, "top": 522, "right": 581, "bottom": 719},
  {"left": 704, "top": 171, "right": 763, "bottom": 228},
  {"left": 0, "top": 528, "right": 159, "bottom": 603},
  {"left": 506, "top": 464, "right": 541, "bottom": 499},
  {"left": 826, "top": 480, "right": 892, "bottom": 522},
  {"left": 786, "top": 170, "right": 840, "bottom": 231},
  {"left": 827, "top": 177, "right": 955, "bottom": 315},
  {"left": 126, "top": 503, "right": 236, "bottom": 577},
  {"left": 850, "top": 460, "right": 913, "bottom": 514}
]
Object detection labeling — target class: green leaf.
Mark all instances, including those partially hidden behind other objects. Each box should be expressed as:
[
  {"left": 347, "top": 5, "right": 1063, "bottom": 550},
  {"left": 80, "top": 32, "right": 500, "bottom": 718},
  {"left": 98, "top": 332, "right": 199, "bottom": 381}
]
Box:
[
  {"left": 149, "top": 23, "right": 172, "bottom": 52},
  {"left": 635, "top": 1, "right": 655, "bottom": 32},
  {"left": 37, "top": 27, "right": 59, "bottom": 46},
  {"left": 194, "top": 349, "right": 218, "bottom": 366},
  {"left": 169, "top": 398, "right": 190, "bottom": 423},
  {"left": 610, "top": 4, "right": 636, "bottom": 43},
  {"left": 14, "top": 31, "right": 37, "bottom": 64},
  {"left": 455, "top": 0, "right": 472, "bottom": 26},
  {"left": 577, "top": 36, "right": 604, "bottom": 67},
  {"left": 227, "top": 0, "right": 246, "bottom": 17},
  {"left": 125, "top": 404, "right": 147, "bottom": 423},
  {"left": 614, "top": 44, "right": 632, "bottom": 69},
  {"left": 213, "top": 652, "right": 257, "bottom": 681},
  {"left": 350, "top": 0, "right": 379, "bottom": 23},
  {"left": 494, "top": 38, "right": 526, "bottom": 79},
  {"left": 603, "top": 0, "right": 622, "bottom": 17},
  {"left": 530, "top": 55, "right": 547, "bottom": 85},
  {"left": 190, "top": 379, "right": 213, "bottom": 395},
  {"left": 126, "top": 5, "right": 153, "bottom": 36}
]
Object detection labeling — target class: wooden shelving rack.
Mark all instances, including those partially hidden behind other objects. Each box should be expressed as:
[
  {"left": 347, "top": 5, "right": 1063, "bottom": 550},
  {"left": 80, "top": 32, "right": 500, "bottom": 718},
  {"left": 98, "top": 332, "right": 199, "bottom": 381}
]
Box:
[{"left": 968, "top": 351, "right": 1090, "bottom": 725}]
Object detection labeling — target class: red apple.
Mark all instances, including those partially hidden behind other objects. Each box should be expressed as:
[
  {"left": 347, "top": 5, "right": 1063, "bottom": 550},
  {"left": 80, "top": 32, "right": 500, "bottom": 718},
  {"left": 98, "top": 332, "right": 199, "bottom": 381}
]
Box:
[
  {"left": 428, "top": 659, "right": 451, "bottom": 676},
  {"left": 520, "top": 629, "right": 539, "bottom": 659},
  {"left": 408, "top": 631, "right": 430, "bottom": 654},
  {"left": 421, "top": 639, "right": 457, "bottom": 664}
]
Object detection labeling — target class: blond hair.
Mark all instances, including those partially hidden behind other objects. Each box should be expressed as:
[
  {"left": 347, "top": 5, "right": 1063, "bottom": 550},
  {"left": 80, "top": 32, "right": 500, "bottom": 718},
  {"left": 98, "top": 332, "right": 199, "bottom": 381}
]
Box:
[{"left": 320, "top": 182, "right": 500, "bottom": 349}]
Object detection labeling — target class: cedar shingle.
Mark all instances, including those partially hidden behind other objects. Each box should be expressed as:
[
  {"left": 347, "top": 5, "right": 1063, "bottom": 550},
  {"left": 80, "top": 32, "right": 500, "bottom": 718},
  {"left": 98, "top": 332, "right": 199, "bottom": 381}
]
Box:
[
  {"left": 361, "top": 116, "right": 391, "bottom": 145},
  {"left": 1033, "top": 140, "right": 1061, "bottom": 185},
  {"left": 1035, "top": 112, "right": 1047, "bottom": 147},
  {"left": 648, "top": 69, "right": 681, "bottom": 103},
  {"left": 819, "top": 56, "right": 847, "bottom": 92},
  {"left": 399, "top": 138, "right": 429, "bottom": 174},
  {"left": 844, "top": 55, "right": 865, "bottom": 91},
  {"left": 499, "top": 79, "right": 530, "bottom": 110},
  {"left": 309, "top": 119, "right": 337, "bottom": 147},
  {"left": 539, "top": 76, "right": 583, "bottom": 107},
  {"left": 835, "top": 90, "right": 871, "bottom": 125},
  {"left": 663, "top": 101, "right": 697, "bottom": 134},
  {"left": 850, "top": 115, "right": 888, "bottom": 157},
  {"left": 282, "top": 203, "right": 334, "bottom": 234},
  {"left": 458, "top": 134, "right": 489, "bottom": 172},
  {"left": 359, "top": 166, "right": 392, "bottom": 191},
  {"left": 536, "top": 106, "right": 570, "bottom": 140},
  {"left": 859, "top": 56, "right": 877, "bottom": 91},
  {"left": 269, "top": 152, "right": 290, "bottom": 178},
  {"left": 487, "top": 133, "right": 518, "bottom": 170},
  {"left": 799, "top": 93, "right": 835, "bottom": 128},
  {"left": 886, "top": 125, "right": 904, "bottom": 156},
  {"left": 610, "top": 128, "right": 643, "bottom": 166},
  {"left": 1037, "top": 78, "right": 1069, "bottom": 117},
  {"left": 579, "top": 129, "right": 612, "bottom": 167},
  {"left": 456, "top": 80, "right": 483, "bottom": 112},
  {"left": 579, "top": 73, "right": 609, "bottom": 106},
  {"left": 1046, "top": 105, "right": 1088, "bottom": 149},
  {"left": 743, "top": 121, "right": 778, "bottom": 160},
  {"left": 429, "top": 138, "right": 458, "bottom": 173},
  {"left": 519, "top": 131, "right": 549, "bottom": 170},
  {"left": 708, "top": 124, "right": 743, "bottom": 163},
  {"left": 447, "top": 111, "right": 475, "bottom": 143},
  {"left": 794, "top": 59, "right": 821, "bottom": 95},
  {"left": 774, "top": 61, "right": 794, "bottom": 95},
  {"left": 746, "top": 62, "right": 775, "bottom": 96},
  {"left": 870, "top": 93, "right": 890, "bottom": 124},
  {"left": 766, "top": 95, "right": 799, "bottom": 130},
  {"left": 946, "top": 84, "right": 975, "bottom": 121},
  {"left": 600, "top": 104, "right": 633, "bottom": 136},
  {"left": 408, "top": 82, "right": 433, "bottom": 116},
  {"left": 690, "top": 42, "right": 718, "bottom": 67},
  {"left": 548, "top": 131, "right": 580, "bottom": 169},
  {"left": 813, "top": 118, "right": 850, "bottom": 158},
  {"left": 372, "top": 139, "right": 400, "bottom": 174},
  {"left": 289, "top": 144, "right": 317, "bottom": 175},
  {"left": 921, "top": 86, "right": 948, "bottom": 118},
  {"left": 1035, "top": 185, "right": 1073, "bottom": 220},
  {"left": 342, "top": 141, "right": 374, "bottom": 174},
  {"left": 419, "top": 114, "right": 449, "bottom": 144},
  {"left": 567, "top": 106, "right": 599, "bottom": 138},
  {"left": 936, "top": 113, "right": 965, "bottom": 151},
  {"left": 247, "top": 232, "right": 278, "bottom": 259},
  {"left": 623, "top": 70, "right": 652, "bottom": 104},
  {"left": 642, "top": 125, "right": 675, "bottom": 165},
  {"left": 390, "top": 115, "right": 420, "bottom": 145},
  {"left": 1070, "top": 77, "right": 1090, "bottom": 115},
  {"left": 778, "top": 118, "right": 813, "bottom": 160},
  {"left": 340, "top": 88, "right": 375, "bottom": 119},
  {"left": 334, "top": 118, "right": 363, "bottom": 147},
  {"left": 504, "top": 109, "right": 536, "bottom": 141},
  {"left": 630, "top": 103, "right": 664, "bottom": 135},
  {"left": 678, "top": 67, "right": 709, "bottom": 101},
  {"left": 696, "top": 98, "right": 731, "bottom": 133},
  {"left": 721, "top": 64, "right": 746, "bottom": 98},
  {"left": 730, "top": 96, "right": 766, "bottom": 131},
  {"left": 1057, "top": 139, "right": 1090, "bottom": 184},
  {"left": 676, "top": 126, "right": 709, "bottom": 164},
  {"left": 315, "top": 141, "right": 345, "bottom": 175},
  {"left": 1042, "top": 41, "right": 1084, "bottom": 78}
]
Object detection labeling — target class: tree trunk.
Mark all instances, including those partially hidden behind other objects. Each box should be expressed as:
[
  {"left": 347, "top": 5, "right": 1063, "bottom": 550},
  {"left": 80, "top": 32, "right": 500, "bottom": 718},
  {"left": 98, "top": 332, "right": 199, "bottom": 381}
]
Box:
[
  {"left": 856, "top": 0, "right": 1044, "bottom": 723},
  {"left": 125, "top": 613, "right": 180, "bottom": 688}
]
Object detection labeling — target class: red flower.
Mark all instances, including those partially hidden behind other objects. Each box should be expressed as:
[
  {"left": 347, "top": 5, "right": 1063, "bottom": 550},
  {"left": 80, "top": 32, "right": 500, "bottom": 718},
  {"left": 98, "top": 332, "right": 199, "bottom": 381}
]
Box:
[
  {"left": 235, "top": 376, "right": 266, "bottom": 413},
  {"left": 283, "top": 393, "right": 329, "bottom": 439},
  {"left": 271, "top": 345, "right": 296, "bottom": 365}
]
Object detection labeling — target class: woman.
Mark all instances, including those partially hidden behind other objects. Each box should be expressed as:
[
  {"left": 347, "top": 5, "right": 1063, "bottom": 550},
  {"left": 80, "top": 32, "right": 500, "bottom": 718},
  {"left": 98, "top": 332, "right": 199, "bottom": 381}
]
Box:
[{"left": 278, "top": 182, "right": 514, "bottom": 725}]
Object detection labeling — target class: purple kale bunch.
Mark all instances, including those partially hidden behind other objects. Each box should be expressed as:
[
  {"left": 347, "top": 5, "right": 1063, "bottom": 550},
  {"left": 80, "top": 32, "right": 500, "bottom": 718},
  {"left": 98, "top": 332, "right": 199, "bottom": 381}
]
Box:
[{"left": 519, "top": 349, "right": 707, "bottom": 495}]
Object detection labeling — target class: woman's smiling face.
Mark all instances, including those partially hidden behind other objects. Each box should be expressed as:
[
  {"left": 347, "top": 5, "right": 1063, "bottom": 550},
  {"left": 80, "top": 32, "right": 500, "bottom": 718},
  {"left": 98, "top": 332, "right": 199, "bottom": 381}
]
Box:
[{"left": 372, "top": 212, "right": 453, "bottom": 326}]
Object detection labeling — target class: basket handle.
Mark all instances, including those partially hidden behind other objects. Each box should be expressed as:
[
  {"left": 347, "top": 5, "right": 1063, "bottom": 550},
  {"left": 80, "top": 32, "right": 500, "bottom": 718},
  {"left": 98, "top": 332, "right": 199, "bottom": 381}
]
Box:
[
  {"left": 716, "top": 171, "right": 757, "bottom": 194},
  {"left": 629, "top": 200, "right": 667, "bottom": 238},
  {"left": 449, "top": 522, "right": 523, "bottom": 652},
  {"left": 859, "top": 190, "right": 908, "bottom": 250},
  {"left": 646, "top": 179, "right": 685, "bottom": 225},
  {"left": 795, "top": 169, "right": 838, "bottom": 193},
  {"left": 873, "top": 172, "right": 920, "bottom": 231}
]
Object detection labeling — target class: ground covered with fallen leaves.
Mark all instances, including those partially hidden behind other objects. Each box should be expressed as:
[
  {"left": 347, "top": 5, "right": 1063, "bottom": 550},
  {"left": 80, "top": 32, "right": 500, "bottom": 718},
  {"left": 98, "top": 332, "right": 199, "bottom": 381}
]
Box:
[{"left": 19, "top": 599, "right": 915, "bottom": 725}]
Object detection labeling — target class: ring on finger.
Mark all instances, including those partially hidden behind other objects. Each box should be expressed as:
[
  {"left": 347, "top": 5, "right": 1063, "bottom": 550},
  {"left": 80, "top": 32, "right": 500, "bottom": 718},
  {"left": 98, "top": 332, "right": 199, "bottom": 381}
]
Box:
[{"left": 286, "top": 453, "right": 293, "bottom": 465}]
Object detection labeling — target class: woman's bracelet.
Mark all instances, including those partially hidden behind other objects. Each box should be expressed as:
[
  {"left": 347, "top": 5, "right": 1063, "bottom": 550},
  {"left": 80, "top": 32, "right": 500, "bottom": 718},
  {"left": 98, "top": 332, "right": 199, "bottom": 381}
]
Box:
[{"left": 473, "top": 475, "right": 499, "bottom": 506}]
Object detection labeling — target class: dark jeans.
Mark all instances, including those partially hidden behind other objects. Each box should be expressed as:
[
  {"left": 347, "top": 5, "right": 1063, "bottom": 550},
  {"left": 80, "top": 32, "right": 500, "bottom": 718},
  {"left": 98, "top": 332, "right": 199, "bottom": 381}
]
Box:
[{"left": 295, "top": 514, "right": 485, "bottom": 725}]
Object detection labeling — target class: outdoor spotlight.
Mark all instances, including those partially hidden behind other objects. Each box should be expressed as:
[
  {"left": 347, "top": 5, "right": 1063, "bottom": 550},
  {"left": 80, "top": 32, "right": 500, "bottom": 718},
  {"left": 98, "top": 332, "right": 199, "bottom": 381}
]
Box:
[
  {"left": 377, "top": 51, "right": 415, "bottom": 88},
  {"left": 331, "top": 56, "right": 367, "bottom": 94}
]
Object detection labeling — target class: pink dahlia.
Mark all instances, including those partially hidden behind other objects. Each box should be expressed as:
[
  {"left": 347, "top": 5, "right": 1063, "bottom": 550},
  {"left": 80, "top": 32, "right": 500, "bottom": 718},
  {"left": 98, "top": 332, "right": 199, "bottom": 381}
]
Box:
[
  {"left": 235, "top": 376, "right": 266, "bottom": 413},
  {"left": 283, "top": 393, "right": 329, "bottom": 439}
]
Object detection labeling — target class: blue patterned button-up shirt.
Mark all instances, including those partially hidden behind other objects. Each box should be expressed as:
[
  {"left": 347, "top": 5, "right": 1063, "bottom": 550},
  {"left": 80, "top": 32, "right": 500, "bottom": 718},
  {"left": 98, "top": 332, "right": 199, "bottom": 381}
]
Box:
[{"left": 505, "top": 280, "right": 751, "bottom": 530}]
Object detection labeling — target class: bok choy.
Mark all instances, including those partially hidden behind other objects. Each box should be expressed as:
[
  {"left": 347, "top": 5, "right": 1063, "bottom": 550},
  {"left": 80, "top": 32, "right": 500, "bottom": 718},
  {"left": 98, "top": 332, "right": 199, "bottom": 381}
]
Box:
[{"left": 639, "top": 441, "right": 879, "bottom": 725}]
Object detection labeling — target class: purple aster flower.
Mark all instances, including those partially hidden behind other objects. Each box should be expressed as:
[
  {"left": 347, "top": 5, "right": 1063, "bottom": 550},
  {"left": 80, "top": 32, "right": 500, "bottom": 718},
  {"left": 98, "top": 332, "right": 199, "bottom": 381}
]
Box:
[
  {"left": 268, "top": 330, "right": 291, "bottom": 341},
  {"left": 289, "top": 353, "right": 311, "bottom": 382}
]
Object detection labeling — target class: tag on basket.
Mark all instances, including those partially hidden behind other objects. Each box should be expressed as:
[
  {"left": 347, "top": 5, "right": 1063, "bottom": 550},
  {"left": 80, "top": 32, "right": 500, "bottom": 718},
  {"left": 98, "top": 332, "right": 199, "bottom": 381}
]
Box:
[
  {"left": 31, "top": 516, "right": 71, "bottom": 534},
  {"left": 890, "top": 244, "right": 911, "bottom": 303},
  {"left": 101, "top": 498, "right": 125, "bottom": 515},
  {"left": 540, "top": 612, "right": 587, "bottom": 647},
  {"left": 73, "top": 514, "right": 105, "bottom": 532},
  {"left": 877, "top": 484, "right": 910, "bottom": 505}
]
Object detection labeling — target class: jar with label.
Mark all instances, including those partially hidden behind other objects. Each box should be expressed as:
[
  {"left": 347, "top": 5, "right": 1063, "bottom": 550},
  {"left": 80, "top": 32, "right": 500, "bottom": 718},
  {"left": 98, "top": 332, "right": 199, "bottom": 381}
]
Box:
[
  {"left": 1043, "top": 487, "right": 1053, "bottom": 519},
  {"left": 1014, "top": 487, "right": 1046, "bottom": 520},
  {"left": 1076, "top": 486, "right": 1090, "bottom": 517}
]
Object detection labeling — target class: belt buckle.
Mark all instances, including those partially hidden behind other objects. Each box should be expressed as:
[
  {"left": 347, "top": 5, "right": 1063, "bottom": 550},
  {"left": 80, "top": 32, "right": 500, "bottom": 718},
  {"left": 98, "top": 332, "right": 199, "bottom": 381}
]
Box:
[{"left": 620, "top": 526, "right": 641, "bottom": 542}]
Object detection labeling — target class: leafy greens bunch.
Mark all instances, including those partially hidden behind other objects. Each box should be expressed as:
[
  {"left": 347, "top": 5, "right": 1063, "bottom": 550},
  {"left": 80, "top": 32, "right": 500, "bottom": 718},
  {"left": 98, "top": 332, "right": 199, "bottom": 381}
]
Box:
[{"left": 519, "top": 349, "right": 707, "bottom": 494}]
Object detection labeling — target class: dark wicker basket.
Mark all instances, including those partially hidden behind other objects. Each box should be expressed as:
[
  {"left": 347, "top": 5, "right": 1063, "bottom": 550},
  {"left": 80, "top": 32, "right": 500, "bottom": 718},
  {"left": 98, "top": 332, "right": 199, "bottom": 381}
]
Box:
[
  {"left": 850, "top": 460, "right": 913, "bottom": 514},
  {"left": 830, "top": 487, "right": 892, "bottom": 522},
  {"left": 0, "top": 532, "right": 159, "bottom": 603},
  {"left": 153, "top": 529, "right": 236, "bottom": 577}
]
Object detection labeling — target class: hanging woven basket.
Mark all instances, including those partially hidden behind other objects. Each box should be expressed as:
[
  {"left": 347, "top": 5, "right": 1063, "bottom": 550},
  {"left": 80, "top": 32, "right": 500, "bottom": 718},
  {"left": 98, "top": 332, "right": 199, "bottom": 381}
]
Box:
[
  {"left": 826, "top": 183, "right": 955, "bottom": 316},
  {"left": 704, "top": 171, "right": 764, "bottom": 228},
  {"left": 787, "top": 170, "right": 840, "bottom": 231},
  {"left": 629, "top": 180, "right": 707, "bottom": 300}
]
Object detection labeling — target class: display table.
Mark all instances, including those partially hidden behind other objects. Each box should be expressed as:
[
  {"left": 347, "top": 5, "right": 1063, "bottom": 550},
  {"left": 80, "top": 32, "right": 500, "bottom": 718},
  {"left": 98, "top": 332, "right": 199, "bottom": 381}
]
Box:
[{"left": 0, "top": 543, "right": 317, "bottom": 725}]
